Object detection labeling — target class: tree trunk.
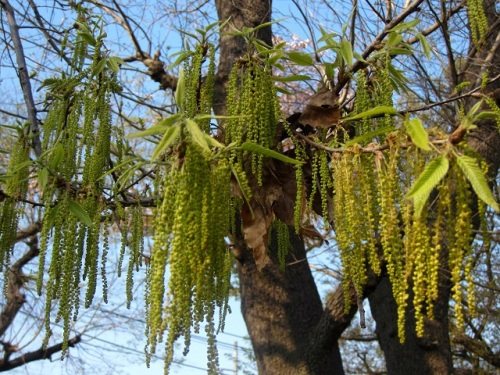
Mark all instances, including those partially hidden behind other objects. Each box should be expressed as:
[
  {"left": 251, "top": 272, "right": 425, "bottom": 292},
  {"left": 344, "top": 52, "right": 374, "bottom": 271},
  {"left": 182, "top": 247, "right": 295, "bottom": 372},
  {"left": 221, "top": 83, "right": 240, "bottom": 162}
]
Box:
[
  {"left": 213, "top": 1, "right": 346, "bottom": 373},
  {"left": 369, "top": 275, "right": 453, "bottom": 375},
  {"left": 236, "top": 229, "right": 344, "bottom": 374}
]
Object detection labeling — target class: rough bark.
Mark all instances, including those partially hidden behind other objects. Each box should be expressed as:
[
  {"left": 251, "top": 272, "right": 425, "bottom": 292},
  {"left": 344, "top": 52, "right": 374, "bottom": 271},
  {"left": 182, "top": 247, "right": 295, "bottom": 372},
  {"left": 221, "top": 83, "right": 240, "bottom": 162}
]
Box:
[
  {"left": 236, "top": 229, "right": 344, "bottom": 374},
  {"left": 369, "top": 275, "right": 454, "bottom": 375}
]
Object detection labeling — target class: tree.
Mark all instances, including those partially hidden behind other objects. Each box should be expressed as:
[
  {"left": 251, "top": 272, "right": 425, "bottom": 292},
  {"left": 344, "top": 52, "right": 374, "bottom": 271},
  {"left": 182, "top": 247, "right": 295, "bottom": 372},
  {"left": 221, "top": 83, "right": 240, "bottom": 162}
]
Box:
[{"left": 0, "top": 0, "right": 499, "bottom": 374}]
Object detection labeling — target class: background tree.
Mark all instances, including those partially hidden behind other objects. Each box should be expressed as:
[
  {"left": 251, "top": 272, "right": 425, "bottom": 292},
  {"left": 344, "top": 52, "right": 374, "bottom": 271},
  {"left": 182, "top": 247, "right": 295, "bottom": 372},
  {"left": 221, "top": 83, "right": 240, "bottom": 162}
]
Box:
[{"left": 0, "top": 0, "right": 499, "bottom": 374}]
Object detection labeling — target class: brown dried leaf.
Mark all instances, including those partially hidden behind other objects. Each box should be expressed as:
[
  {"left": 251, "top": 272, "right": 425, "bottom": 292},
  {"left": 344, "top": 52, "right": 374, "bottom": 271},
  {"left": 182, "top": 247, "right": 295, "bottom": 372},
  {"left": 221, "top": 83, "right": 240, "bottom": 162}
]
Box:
[{"left": 241, "top": 202, "right": 273, "bottom": 270}]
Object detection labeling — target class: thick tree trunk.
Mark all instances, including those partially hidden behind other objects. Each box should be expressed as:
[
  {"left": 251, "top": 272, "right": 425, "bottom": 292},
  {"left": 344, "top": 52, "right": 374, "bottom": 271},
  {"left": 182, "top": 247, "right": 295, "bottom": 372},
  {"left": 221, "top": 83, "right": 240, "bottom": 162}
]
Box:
[
  {"left": 236, "top": 230, "right": 344, "bottom": 374},
  {"left": 213, "top": 1, "right": 347, "bottom": 373},
  {"left": 369, "top": 275, "right": 453, "bottom": 375}
]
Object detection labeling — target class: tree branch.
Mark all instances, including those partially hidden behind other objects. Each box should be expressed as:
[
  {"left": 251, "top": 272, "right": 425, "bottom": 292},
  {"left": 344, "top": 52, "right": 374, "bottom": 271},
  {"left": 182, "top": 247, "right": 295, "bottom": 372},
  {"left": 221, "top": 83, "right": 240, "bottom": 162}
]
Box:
[
  {"left": 334, "top": 0, "right": 425, "bottom": 94},
  {"left": 0, "top": 0, "right": 41, "bottom": 157},
  {"left": 0, "top": 335, "right": 81, "bottom": 371}
]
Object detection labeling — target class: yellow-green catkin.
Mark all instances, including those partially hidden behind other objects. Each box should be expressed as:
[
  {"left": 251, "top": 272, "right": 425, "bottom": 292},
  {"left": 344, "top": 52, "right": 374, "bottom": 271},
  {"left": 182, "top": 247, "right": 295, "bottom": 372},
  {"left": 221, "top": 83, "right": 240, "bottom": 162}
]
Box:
[
  {"left": 332, "top": 149, "right": 375, "bottom": 309},
  {"left": 272, "top": 219, "right": 290, "bottom": 269},
  {"left": 449, "top": 167, "right": 473, "bottom": 329},
  {"left": 354, "top": 69, "right": 372, "bottom": 135},
  {"left": 376, "top": 147, "right": 407, "bottom": 341},
  {"left": 145, "top": 45, "right": 233, "bottom": 374},
  {"left": 0, "top": 131, "right": 30, "bottom": 269},
  {"left": 225, "top": 57, "right": 280, "bottom": 184},
  {"left": 34, "top": 18, "right": 120, "bottom": 353},
  {"left": 467, "top": 0, "right": 489, "bottom": 48}
]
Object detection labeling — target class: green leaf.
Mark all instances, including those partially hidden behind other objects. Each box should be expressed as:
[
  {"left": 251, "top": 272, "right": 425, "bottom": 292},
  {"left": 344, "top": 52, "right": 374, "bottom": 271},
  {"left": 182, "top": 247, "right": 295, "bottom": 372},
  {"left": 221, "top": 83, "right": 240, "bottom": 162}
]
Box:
[
  {"left": 106, "top": 56, "right": 124, "bottom": 72},
  {"left": 416, "top": 33, "right": 431, "bottom": 59},
  {"left": 388, "top": 47, "right": 413, "bottom": 56},
  {"left": 455, "top": 155, "right": 500, "bottom": 211},
  {"left": 404, "top": 118, "right": 430, "bottom": 151},
  {"left": 407, "top": 156, "right": 449, "bottom": 216},
  {"left": 38, "top": 168, "right": 49, "bottom": 190},
  {"left": 93, "top": 57, "right": 107, "bottom": 77},
  {"left": 340, "top": 39, "right": 353, "bottom": 66},
  {"left": 78, "top": 31, "right": 96, "bottom": 47},
  {"left": 343, "top": 106, "right": 401, "bottom": 121},
  {"left": 69, "top": 200, "right": 93, "bottom": 226},
  {"left": 128, "top": 114, "right": 183, "bottom": 139},
  {"left": 388, "top": 19, "right": 421, "bottom": 32},
  {"left": 175, "top": 68, "right": 186, "bottom": 111},
  {"left": 386, "top": 32, "right": 403, "bottom": 47},
  {"left": 49, "top": 143, "right": 65, "bottom": 169},
  {"left": 474, "top": 111, "right": 499, "bottom": 120},
  {"left": 239, "top": 142, "right": 302, "bottom": 165},
  {"left": 287, "top": 51, "right": 314, "bottom": 66},
  {"left": 344, "top": 125, "right": 394, "bottom": 146},
  {"left": 185, "top": 119, "right": 210, "bottom": 151},
  {"left": 151, "top": 125, "right": 181, "bottom": 161},
  {"left": 203, "top": 133, "right": 225, "bottom": 148},
  {"left": 273, "top": 74, "right": 311, "bottom": 82}
]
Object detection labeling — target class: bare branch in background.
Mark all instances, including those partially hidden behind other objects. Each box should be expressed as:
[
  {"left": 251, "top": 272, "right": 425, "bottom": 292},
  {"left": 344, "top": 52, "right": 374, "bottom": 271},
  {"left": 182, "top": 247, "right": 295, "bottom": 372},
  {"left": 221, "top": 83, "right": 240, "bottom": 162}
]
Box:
[{"left": 0, "top": 0, "right": 42, "bottom": 157}]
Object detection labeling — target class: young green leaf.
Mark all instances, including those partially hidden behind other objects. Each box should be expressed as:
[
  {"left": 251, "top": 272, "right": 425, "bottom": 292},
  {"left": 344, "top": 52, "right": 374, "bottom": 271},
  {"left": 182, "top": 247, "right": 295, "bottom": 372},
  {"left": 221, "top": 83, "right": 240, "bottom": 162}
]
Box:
[
  {"left": 38, "top": 168, "right": 49, "bottom": 190},
  {"left": 151, "top": 125, "right": 181, "bottom": 161},
  {"left": 343, "top": 106, "right": 401, "bottom": 121},
  {"left": 92, "top": 57, "right": 107, "bottom": 77},
  {"left": 340, "top": 39, "right": 353, "bottom": 66},
  {"left": 185, "top": 119, "right": 210, "bottom": 151},
  {"left": 175, "top": 68, "right": 186, "bottom": 111},
  {"left": 106, "top": 56, "right": 125, "bottom": 72},
  {"left": 388, "top": 19, "right": 421, "bottom": 32},
  {"left": 455, "top": 155, "right": 500, "bottom": 211},
  {"left": 287, "top": 51, "right": 314, "bottom": 66},
  {"left": 407, "top": 156, "right": 449, "bottom": 216},
  {"left": 386, "top": 32, "right": 403, "bottom": 47},
  {"left": 416, "top": 33, "right": 431, "bottom": 59},
  {"left": 273, "top": 74, "right": 311, "bottom": 82},
  {"left": 404, "top": 118, "right": 430, "bottom": 151},
  {"left": 344, "top": 125, "right": 394, "bottom": 146},
  {"left": 128, "top": 114, "right": 183, "bottom": 139},
  {"left": 239, "top": 142, "right": 302, "bottom": 165},
  {"left": 69, "top": 200, "right": 93, "bottom": 226}
]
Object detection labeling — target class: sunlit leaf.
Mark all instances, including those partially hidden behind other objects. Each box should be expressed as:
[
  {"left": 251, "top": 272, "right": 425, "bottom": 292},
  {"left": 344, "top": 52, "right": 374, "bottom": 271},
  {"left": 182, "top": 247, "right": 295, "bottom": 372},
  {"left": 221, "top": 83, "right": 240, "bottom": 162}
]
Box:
[
  {"left": 287, "top": 51, "right": 314, "bottom": 66},
  {"left": 128, "top": 114, "right": 183, "bottom": 139},
  {"left": 340, "top": 39, "right": 353, "bottom": 66},
  {"left": 386, "top": 32, "right": 403, "bottom": 47},
  {"left": 416, "top": 33, "right": 431, "bottom": 59},
  {"left": 106, "top": 56, "right": 125, "bottom": 72},
  {"left": 151, "top": 125, "right": 181, "bottom": 161},
  {"left": 408, "top": 156, "right": 449, "bottom": 216},
  {"left": 175, "top": 68, "right": 186, "bottom": 111},
  {"left": 343, "top": 106, "right": 400, "bottom": 121},
  {"left": 93, "top": 57, "right": 107, "bottom": 76},
  {"left": 38, "top": 168, "right": 49, "bottom": 190},
  {"left": 185, "top": 118, "right": 210, "bottom": 151},
  {"left": 456, "top": 155, "right": 499, "bottom": 211},
  {"left": 404, "top": 117, "right": 430, "bottom": 151},
  {"left": 388, "top": 19, "right": 421, "bottom": 32}
]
